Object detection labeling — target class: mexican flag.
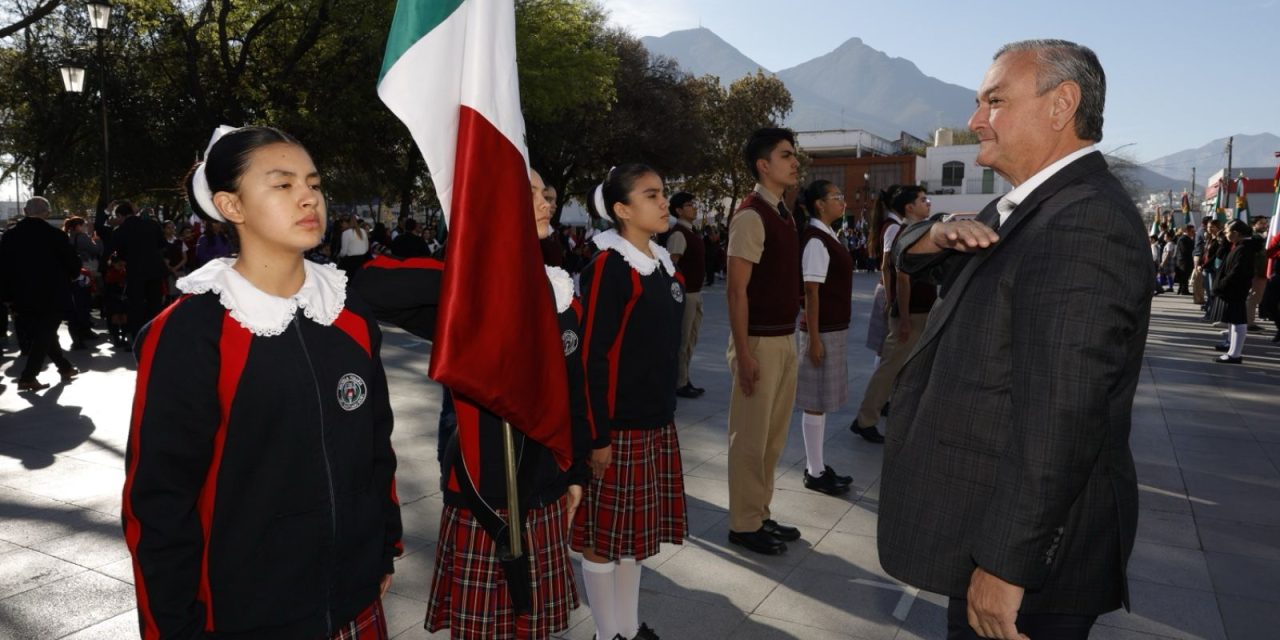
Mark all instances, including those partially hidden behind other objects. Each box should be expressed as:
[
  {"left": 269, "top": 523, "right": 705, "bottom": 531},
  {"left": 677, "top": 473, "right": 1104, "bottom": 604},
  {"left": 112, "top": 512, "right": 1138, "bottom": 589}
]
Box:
[
  {"left": 1236, "top": 175, "right": 1250, "bottom": 223},
  {"left": 377, "top": 0, "right": 572, "bottom": 479},
  {"left": 1269, "top": 162, "right": 1280, "bottom": 277}
]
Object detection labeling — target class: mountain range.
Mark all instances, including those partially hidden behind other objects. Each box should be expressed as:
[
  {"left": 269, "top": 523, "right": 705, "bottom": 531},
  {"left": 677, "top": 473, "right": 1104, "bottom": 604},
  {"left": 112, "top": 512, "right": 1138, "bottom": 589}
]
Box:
[{"left": 639, "top": 29, "right": 1278, "bottom": 192}]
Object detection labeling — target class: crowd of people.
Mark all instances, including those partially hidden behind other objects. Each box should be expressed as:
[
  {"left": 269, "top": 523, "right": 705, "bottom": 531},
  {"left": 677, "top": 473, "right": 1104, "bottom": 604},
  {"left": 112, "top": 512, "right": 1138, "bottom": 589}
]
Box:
[
  {"left": 1150, "top": 214, "right": 1280, "bottom": 363},
  {"left": 2, "top": 36, "right": 1271, "bottom": 640}
]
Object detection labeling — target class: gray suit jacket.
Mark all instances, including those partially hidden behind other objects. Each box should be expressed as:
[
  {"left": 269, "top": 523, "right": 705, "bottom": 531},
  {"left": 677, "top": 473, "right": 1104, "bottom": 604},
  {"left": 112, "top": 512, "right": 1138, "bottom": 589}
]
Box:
[{"left": 877, "top": 152, "right": 1152, "bottom": 616}]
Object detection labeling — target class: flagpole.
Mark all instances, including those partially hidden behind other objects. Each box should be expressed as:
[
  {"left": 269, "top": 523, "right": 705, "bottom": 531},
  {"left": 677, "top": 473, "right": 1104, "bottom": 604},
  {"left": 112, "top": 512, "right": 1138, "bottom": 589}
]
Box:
[{"left": 501, "top": 421, "right": 524, "bottom": 557}]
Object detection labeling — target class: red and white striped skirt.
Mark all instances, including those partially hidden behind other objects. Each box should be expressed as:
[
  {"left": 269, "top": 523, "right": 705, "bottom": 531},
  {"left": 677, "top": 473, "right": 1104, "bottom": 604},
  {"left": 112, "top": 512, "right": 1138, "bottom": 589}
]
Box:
[
  {"left": 425, "top": 494, "right": 578, "bottom": 639},
  {"left": 330, "top": 600, "right": 388, "bottom": 640},
  {"left": 570, "top": 423, "right": 687, "bottom": 561}
]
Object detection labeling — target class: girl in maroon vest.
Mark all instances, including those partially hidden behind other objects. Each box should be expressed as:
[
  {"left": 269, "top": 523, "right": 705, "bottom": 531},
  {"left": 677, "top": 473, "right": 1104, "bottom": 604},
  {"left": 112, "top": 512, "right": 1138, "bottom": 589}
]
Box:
[
  {"left": 574, "top": 164, "right": 688, "bottom": 640},
  {"left": 796, "top": 180, "right": 858, "bottom": 495}
]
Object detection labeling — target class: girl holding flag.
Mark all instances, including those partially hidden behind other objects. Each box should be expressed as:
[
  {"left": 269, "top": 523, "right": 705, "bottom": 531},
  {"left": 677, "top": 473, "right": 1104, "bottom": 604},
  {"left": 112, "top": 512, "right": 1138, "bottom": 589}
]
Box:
[
  {"left": 574, "top": 164, "right": 688, "bottom": 640},
  {"left": 352, "top": 169, "right": 592, "bottom": 639},
  {"left": 123, "top": 125, "right": 401, "bottom": 639}
]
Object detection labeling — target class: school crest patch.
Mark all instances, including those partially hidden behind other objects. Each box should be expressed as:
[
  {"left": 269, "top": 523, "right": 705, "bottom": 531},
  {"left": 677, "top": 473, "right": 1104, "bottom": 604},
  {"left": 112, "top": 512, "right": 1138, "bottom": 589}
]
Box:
[
  {"left": 562, "top": 329, "right": 580, "bottom": 357},
  {"left": 336, "top": 373, "right": 367, "bottom": 411},
  {"left": 670, "top": 282, "right": 684, "bottom": 303}
]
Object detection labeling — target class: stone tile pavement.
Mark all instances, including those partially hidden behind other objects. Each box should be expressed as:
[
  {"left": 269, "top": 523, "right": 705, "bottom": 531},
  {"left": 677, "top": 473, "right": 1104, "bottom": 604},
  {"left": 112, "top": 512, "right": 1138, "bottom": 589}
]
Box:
[{"left": 1, "top": 273, "right": 1277, "bottom": 639}]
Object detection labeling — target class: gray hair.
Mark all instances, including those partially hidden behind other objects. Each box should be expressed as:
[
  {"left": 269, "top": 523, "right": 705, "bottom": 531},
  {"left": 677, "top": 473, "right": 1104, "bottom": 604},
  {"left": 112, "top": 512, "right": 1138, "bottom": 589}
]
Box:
[
  {"left": 23, "top": 197, "right": 51, "bottom": 217},
  {"left": 995, "top": 39, "right": 1105, "bottom": 142}
]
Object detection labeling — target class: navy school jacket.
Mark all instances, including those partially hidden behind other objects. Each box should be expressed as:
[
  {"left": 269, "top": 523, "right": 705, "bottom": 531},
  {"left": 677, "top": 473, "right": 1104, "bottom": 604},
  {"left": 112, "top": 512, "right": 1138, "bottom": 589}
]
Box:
[{"left": 122, "top": 292, "right": 401, "bottom": 639}]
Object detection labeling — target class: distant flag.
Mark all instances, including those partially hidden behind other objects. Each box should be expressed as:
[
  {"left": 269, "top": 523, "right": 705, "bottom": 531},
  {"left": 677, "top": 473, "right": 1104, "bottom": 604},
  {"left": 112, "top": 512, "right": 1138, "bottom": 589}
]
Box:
[
  {"left": 1149, "top": 208, "right": 1160, "bottom": 236},
  {"left": 1180, "top": 191, "right": 1191, "bottom": 226},
  {"left": 1214, "top": 178, "right": 1227, "bottom": 223},
  {"left": 1236, "top": 174, "right": 1250, "bottom": 222}
]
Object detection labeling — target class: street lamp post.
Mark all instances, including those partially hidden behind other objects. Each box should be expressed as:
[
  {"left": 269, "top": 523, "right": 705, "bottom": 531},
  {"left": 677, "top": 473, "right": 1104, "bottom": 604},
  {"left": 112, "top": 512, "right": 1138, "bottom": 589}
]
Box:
[{"left": 87, "top": 1, "right": 113, "bottom": 208}]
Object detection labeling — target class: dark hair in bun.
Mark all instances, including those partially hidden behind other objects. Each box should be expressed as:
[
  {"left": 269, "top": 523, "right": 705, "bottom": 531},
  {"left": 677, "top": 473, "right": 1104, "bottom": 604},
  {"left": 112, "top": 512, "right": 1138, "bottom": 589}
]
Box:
[
  {"left": 587, "top": 163, "right": 658, "bottom": 226},
  {"left": 183, "top": 126, "right": 302, "bottom": 224}
]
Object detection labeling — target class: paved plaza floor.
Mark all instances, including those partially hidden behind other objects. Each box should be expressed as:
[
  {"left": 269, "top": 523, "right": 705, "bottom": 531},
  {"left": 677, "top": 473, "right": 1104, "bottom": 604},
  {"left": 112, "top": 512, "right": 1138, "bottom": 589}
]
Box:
[{"left": 1, "top": 272, "right": 1277, "bottom": 639}]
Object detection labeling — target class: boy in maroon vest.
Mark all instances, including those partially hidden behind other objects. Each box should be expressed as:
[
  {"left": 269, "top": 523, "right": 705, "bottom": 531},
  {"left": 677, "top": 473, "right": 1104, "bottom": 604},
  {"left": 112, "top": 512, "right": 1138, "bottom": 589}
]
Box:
[
  {"left": 666, "top": 192, "right": 707, "bottom": 399},
  {"left": 725, "top": 127, "right": 803, "bottom": 555}
]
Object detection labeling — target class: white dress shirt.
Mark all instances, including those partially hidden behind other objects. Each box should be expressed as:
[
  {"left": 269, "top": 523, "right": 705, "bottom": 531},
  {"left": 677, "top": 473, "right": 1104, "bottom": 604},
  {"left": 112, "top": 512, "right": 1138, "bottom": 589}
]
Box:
[
  {"left": 802, "top": 218, "right": 840, "bottom": 283},
  {"left": 996, "top": 145, "right": 1098, "bottom": 225}
]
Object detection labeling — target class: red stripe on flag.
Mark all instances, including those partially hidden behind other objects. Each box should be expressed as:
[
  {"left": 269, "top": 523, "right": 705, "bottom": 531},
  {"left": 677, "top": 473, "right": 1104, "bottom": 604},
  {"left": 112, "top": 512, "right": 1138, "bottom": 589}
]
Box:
[
  {"left": 428, "top": 106, "right": 571, "bottom": 471},
  {"left": 122, "top": 296, "right": 190, "bottom": 640},
  {"left": 333, "top": 308, "right": 372, "bottom": 357},
  {"left": 198, "top": 313, "right": 253, "bottom": 631}
]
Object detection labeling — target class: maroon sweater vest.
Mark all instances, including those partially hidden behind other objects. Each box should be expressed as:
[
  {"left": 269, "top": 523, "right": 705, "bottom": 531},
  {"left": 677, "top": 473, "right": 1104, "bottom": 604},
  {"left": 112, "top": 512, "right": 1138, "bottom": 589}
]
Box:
[
  {"left": 799, "top": 226, "right": 853, "bottom": 332},
  {"left": 733, "top": 192, "right": 799, "bottom": 336},
  {"left": 670, "top": 224, "right": 705, "bottom": 293}
]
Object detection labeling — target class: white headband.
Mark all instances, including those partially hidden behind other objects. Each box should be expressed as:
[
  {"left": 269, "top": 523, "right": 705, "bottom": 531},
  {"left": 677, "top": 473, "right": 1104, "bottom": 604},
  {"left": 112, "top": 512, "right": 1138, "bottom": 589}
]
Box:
[
  {"left": 191, "top": 125, "right": 241, "bottom": 222},
  {"left": 592, "top": 184, "right": 608, "bottom": 222}
]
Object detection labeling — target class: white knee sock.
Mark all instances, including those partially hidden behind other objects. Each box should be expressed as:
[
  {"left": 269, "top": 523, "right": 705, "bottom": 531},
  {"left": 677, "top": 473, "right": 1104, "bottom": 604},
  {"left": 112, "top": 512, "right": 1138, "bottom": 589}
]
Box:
[
  {"left": 1228, "top": 324, "right": 1247, "bottom": 358},
  {"left": 614, "top": 557, "right": 642, "bottom": 639},
  {"left": 802, "top": 413, "right": 826, "bottom": 476},
  {"left": 582, "top": 559, "right": 618, "bottom": 640}
]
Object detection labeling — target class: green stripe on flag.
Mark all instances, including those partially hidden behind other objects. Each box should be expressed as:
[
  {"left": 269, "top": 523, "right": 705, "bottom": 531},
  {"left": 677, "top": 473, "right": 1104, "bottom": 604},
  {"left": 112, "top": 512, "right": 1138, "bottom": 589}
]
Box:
[{"left": 379, "top": 0, "right": 466, "bottom": 83}]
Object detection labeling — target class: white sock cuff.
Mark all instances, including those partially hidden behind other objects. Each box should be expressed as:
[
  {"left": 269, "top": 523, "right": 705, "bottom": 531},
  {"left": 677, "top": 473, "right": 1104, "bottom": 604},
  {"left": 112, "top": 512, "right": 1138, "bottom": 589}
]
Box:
[
  {"left": 583, "top": 559, "right": 617, "bottom": 574},
  {"left": 617, "top": 557, "right": 638, "bottom": 566}
]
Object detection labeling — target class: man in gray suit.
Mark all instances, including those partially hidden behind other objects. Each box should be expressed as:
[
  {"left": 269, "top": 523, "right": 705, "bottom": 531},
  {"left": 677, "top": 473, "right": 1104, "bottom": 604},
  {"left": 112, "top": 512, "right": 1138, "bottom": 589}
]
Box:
[{"left": 877, "top": 40, "right": 1152, "bottom": 640}]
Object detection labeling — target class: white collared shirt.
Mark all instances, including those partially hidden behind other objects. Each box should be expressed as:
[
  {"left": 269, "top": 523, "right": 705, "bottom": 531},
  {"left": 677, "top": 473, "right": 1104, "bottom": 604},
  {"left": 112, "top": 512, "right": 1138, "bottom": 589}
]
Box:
[
  {"left": 882, "top": 212, "right": 906, "bottom": 254},
  {"left": 996, "top": 145, "right": 1097, "bottom": 225},
  {"left": 802, "top": 218, "right": 840, "bottom": 283}
]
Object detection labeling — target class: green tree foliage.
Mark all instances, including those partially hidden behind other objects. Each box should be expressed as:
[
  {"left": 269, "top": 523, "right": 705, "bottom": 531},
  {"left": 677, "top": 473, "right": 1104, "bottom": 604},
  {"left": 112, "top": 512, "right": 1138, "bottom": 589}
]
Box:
[{"left": 0, "top": 0, "right": 793, "bottom": 225}]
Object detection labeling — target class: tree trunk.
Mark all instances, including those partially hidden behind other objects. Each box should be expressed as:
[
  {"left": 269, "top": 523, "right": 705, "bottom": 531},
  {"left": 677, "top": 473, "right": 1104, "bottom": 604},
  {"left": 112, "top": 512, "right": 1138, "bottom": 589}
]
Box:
[{"left": 399, "top": 141, "right": 420, "bottom": 220}]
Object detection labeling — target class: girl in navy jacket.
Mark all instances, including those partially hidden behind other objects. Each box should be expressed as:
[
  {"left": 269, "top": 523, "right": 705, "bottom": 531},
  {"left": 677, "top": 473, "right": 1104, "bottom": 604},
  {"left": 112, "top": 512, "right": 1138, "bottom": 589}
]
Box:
[
  {"left": 572, "top": 164, "right": 688, "bottom": 640},
  {"left": 123, "top": 126, "right": 401, "bottom": 640}
]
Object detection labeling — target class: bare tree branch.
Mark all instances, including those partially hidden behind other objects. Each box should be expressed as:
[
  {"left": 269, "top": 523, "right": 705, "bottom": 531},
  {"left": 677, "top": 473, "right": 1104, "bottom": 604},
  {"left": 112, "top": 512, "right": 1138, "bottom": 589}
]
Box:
[{"left": 0, "top": 0, "right": 64, "bottom": 40}]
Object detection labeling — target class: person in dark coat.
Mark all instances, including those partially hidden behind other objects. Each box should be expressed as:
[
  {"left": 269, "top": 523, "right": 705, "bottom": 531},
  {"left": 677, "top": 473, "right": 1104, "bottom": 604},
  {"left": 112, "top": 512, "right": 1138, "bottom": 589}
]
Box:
[
  {"left": 1211, "top": 220, "right": 1259, "bottom": 363},
  {"left": 388, "top": 218, "right": 429, "bottom": 257},
  {"left": 878, "top": 40, "right": 1152, "bottom": 640},
  {"left": 0, "top": 197, "right": 82, "bottom": 391},
  {"left": 111, "top": 201, "right": 168, "bottom": 341},
  {"left": 1173, "top": 224, "right": 1195, "bottom": 295}
]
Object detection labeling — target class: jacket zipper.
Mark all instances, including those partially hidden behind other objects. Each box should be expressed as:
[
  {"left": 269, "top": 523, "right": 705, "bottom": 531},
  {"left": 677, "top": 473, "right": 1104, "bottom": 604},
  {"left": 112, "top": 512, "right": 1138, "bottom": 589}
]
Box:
[{"left": 294, "top": 316, "right": 337, "bottom": 635}]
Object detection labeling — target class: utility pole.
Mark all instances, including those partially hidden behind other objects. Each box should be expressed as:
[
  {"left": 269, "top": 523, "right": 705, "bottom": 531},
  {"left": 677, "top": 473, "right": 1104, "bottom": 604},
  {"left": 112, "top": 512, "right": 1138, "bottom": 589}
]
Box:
[
  {"left": 1190, "top": 167, "right": 1196, "bottom": 202},
  {"left": 1224, "top": 136, "right": 1234, "bottom": 212}
]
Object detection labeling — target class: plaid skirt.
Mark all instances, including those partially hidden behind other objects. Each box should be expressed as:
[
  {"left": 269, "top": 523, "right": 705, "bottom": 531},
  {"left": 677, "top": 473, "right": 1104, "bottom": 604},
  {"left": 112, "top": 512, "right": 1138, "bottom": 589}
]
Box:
[
  {"left": 570, "top": 423, "right": 687, "bottom": 561},
  {"left": 796, "top": 329, "right": 849, "bottom": 413},
  {"left": 425, "top": 495, "right": 578, "bottom": 639},
  {"left": 331, "top": 600, "right": 388, "bottom": 640}
]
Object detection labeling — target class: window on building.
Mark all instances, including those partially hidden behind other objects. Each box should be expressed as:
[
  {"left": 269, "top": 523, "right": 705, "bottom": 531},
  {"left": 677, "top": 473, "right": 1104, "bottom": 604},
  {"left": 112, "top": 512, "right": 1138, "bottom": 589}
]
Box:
[{"left": 942, "top": 161, "right": 964, "bottom": 187}]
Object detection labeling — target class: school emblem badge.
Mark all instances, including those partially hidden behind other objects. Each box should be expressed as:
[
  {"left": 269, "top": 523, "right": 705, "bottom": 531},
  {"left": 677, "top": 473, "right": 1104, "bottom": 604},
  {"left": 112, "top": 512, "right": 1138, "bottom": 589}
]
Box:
[
  {"left": 562, "top": 329, "right": 580, "bottom": 357},
  {"left": 670, "top": 282, "right": 684, "bottom": 303},
  {"left": 336, "top": 373, "right": 367, "bottom": 411}
]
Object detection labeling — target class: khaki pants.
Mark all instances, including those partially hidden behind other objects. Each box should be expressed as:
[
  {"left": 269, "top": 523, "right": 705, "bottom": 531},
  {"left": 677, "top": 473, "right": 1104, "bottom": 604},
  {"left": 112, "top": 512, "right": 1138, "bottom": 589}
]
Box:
[
  {"left": 727, "top": 334, "right": 797, "bottom": 532},
  {"left": 1192, "top": 266, "right": 1205, "bottom": 305},
  {"left": 855, "top": 312, "right": 929, "bottom": 427},
  {"left": 1249, "top": 278, "right": 1266, "bottom": 326},
  {"left": 677, "top": 291, "right": 703, "bottom": 387}
]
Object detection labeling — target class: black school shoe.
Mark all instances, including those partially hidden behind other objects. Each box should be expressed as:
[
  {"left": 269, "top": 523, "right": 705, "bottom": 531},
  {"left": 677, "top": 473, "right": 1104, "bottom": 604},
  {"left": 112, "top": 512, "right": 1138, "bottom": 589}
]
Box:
[
  {"left": 849, "top": 419, "right": 886, "bottom": 444},
  {"left": 1215, "top": 355, "right": 1243, "bottom": 364},
  {"left": 631, "top": 623, "right": 660, "bottom": 640},
  {"left": 761, "top": 518, "right": 801, "bottom": 542},
  {"left": 804, "top": 468, "right": 852, "bottom": 495},
  {"left": 675, "top": 383, "right": 703, "bottom": 399},
  {"left": 729, "top": 528, "right": 787, "bottom": 555}
]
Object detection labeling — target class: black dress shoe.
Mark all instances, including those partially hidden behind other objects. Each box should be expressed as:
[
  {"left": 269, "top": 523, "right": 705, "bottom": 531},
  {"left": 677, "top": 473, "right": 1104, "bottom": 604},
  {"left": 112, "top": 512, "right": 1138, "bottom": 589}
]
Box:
[
  {"left": 761, "top": 519, "right": 801, "bottom": 542},
  {"left": 804, "top": 468, "right": 851, "bottom": 495},
  {"left": 675, "top": 383, "right": 702, "bottom": 399},
  {"left": 632, "top": 623, "right": 660, "bottom": 640},
  {"left": 850, "top": 420, "right": 886, "bottom": 444},
  {"left": 729, "top": 528, "right": 787, "bottom": 555},
  {"left": 1214, "top": 343, "right": 1229, "bottom": 352},
  {"left": 824, "top": 464, "right": 853, "bottom": 486},
  {"left": 1215, "top": 355, "right": 1243, "bottom": 364},
  {"left": 688, "top": 382, "right": 706, "bottom": 394}
]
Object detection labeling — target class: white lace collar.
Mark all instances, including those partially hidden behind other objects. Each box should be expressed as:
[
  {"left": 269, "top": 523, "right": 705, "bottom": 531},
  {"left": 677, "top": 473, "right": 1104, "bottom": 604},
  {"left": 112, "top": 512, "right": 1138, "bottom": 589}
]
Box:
[
  {"left": 545, "top": 265, "right": 574, "bottom": 313},
  {"left": 590, "top": 229, "right": 676, "bottom": 277},
  {"left": 177, "top": 257, "right": 347, "bottom": 337}
]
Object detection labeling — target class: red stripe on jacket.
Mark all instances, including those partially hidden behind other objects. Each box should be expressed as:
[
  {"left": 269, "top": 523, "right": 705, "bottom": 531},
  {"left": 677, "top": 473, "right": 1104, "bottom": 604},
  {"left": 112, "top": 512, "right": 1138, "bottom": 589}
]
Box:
[
  {"left": 364, "top": 254, "right": 444, "bottom": 272},
  {"left": 333, "top": 308, "right": 372, "bottom": 357},
  {"left": 197, "top": 312, "right": 253, "bottom": 631},
  {"left": 579, "top": 256, "right": 611, "bottom": 441},
  {"left": 607, "top": 270, "right": 644, "bottom": 418},
  {"left": 122, "top": 295, "right": 190, "bottom": 640}
]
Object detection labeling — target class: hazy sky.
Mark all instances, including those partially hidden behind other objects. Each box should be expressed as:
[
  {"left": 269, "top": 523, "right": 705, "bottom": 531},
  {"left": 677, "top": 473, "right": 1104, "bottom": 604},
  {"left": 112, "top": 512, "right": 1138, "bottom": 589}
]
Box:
[{"left": 599, "top": 0, "right": 1279, "bottom": 168}]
